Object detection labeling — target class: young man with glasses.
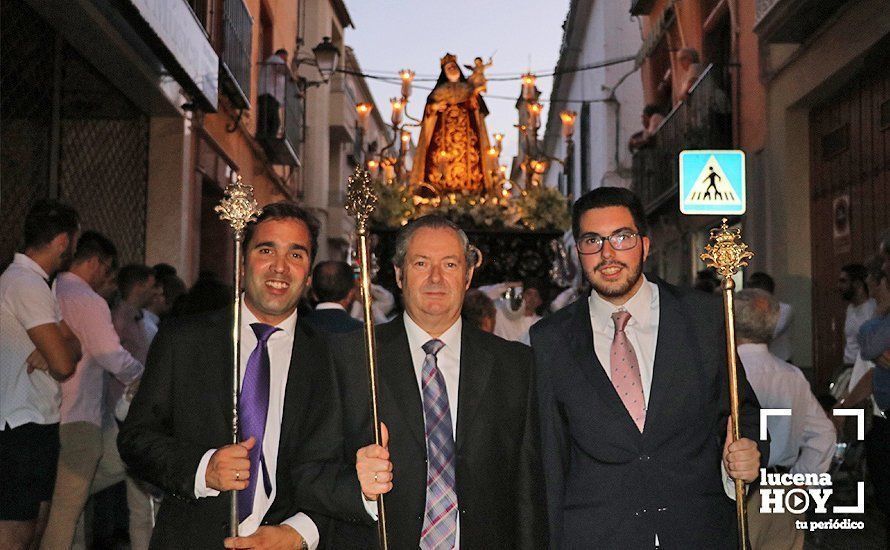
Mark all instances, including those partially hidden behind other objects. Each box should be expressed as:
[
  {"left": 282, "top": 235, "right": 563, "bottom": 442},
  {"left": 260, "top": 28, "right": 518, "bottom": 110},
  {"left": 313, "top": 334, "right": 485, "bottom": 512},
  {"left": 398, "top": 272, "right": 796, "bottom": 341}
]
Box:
[{"left": 530, "top": 186, "right": 766, "bottom": 549}]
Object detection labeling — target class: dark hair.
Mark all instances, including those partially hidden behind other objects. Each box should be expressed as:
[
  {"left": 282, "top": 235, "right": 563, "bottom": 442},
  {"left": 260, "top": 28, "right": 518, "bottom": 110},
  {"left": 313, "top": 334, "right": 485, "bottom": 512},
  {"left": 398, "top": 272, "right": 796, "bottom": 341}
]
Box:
[
  {"left": 746, "top": 271, "right": 775, "bottom": 294},
  {"left": 152, "top": 263, "right": 177, "bottom": 280},
  {"left": 73, "top": 231, "right": 117, "bottom": 269},
  {"left": 312, "top": 261, "right": 355, "bottom": 303},
  {"left": 694, "top": 269, "right": 719, "bottom": 293},
  {"left": 117, "top": 264, "right": 154, "bottom": 299},
  {"left": 22, "top": 199, "right": 79, "bottom": 250},
  {"left": 243, "top": 201, "right": 320, "bottom": 263},
  {"left": 462, "top": 289, "right": 495, "bottom": 329},
  {"left": 841, "top": 263, "right": 868, "bottom": 287},
  {"left": 158, "top": 274, "right": 187, "bottom": 306},
  {"left": 571, "top": 187, "right": 649, "bottom": 240},
  {"left": 393, "top": 215, "right": 478, "bottom": 270}
]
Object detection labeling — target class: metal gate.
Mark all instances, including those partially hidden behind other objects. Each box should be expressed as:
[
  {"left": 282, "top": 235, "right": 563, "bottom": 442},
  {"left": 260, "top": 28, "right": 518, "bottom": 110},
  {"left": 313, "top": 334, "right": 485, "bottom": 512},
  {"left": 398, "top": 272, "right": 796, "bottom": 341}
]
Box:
[{"left": 1, "top": 0, "right": 148, "bottom": 267}]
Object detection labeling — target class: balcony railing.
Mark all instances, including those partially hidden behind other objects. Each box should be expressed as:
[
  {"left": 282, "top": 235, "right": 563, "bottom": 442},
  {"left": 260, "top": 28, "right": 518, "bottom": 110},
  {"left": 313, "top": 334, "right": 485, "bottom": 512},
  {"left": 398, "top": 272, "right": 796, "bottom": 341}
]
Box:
[
  {"left": 256, "top": 61, "right": 302, "bottom": 166},
  {"left": 632, "top": 64, "right": 733, "bottom": 212},
  {"left": 219, "top": 0, "right": 252, "bottom": 109}
]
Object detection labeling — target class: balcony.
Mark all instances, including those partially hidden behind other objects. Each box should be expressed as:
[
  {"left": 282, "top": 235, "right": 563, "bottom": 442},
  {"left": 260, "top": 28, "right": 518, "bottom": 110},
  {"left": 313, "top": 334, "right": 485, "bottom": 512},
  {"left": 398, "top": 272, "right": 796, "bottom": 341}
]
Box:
[
  {"left": 256, "top": 61, "right": 302, "bottom": 166},
  {"left": 754, "top": 0, "right": 850, "bottom": 43},
  {"left": 219, "top": 0, "right": 252, "bottom": 109},
  {"left": 631, "top": 64, "right": 733, "bottom": 213},
  {"left": 328, "top": 72, "right": 358, "bottom": 144}
]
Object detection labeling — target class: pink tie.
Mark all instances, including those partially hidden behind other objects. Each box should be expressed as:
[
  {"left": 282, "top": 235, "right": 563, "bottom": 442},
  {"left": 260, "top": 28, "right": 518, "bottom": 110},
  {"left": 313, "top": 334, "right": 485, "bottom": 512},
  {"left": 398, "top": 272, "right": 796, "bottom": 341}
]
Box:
[{"left": 610, "top": 310, "right": 646, "bottom": 432}]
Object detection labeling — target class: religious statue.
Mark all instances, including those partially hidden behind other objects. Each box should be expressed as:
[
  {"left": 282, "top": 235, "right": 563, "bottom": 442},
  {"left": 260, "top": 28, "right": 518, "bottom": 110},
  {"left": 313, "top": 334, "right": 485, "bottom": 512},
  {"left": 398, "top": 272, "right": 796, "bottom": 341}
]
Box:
[
  {"left": 465, "top": 56, "right": 493, "bottom": 94},
  {"left": 409, "top": 53, "right": 498, "bottom": 196}
]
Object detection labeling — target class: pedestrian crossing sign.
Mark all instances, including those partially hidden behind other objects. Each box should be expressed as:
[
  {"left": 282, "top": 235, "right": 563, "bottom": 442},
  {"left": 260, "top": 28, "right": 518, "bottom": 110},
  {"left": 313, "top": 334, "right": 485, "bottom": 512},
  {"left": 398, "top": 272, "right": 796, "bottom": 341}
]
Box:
[{"left": 679, "top": 150, "right": 746, "bottom": 215}]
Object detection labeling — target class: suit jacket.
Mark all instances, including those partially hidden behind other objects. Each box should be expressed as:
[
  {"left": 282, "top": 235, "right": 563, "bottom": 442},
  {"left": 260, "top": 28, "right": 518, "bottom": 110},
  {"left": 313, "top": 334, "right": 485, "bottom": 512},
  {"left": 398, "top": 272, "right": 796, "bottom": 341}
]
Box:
[
  {"left": 530, "top": 278, "right": 767, "bottom": 549},
  {"left": 305, "top": 307, "right": 362, "bottom": 334},
  {"left": 117, "top": 309, "right": 341, "bottom": 549},
  {"left": 321, "top": 315, "right": 548, "bottom": 549}
]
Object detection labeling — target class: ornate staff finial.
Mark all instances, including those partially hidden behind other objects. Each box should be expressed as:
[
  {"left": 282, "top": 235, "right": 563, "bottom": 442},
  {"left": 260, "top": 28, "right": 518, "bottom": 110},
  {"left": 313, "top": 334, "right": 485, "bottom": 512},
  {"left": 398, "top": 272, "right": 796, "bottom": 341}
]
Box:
[
  {"left": 700, "top": 218, "right": 754, "bottom": 280},
  {"left": 346, "top": 165, "right": 378, "bottom": 234},
  {"left": 215, "top": 175, "right": 262, "bottom": 235}
]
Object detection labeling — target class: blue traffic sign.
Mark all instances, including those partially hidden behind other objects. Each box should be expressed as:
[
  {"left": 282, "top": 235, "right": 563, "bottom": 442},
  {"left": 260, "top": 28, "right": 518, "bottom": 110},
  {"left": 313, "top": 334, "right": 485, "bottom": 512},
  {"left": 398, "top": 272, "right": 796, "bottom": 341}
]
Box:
[{"left": 679, "top": 150, "right": 746, "bottom": 215}]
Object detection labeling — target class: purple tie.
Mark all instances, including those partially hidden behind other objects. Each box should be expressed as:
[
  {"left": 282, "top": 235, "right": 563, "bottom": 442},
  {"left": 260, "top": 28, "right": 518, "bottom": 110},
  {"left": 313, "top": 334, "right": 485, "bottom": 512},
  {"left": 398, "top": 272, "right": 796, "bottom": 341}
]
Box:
[
  {"left": 419, "top": 339, "right": 457, "bottom": 550},
  {"left": 238, "top": 322, "right": 279, "bottom": 523}
]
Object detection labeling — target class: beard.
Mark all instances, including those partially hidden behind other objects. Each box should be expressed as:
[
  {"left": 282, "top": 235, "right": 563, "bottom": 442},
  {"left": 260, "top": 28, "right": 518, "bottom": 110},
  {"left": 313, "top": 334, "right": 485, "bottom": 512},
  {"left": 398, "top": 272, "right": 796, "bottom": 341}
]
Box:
[
  {"left": 588, "top": 248, "right": 645, "bottom": 299},
  {"left": 841, "top": 287, "right": 855, "bottom": 301}
]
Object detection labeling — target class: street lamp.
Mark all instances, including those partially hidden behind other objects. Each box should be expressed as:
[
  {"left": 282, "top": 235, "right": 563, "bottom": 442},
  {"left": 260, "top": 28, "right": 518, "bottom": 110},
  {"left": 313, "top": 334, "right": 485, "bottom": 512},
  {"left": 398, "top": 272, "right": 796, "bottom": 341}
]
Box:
[
  {"left": 312, "top": 37, "right": 340, "bottom": 83},
  {"left": 355, "top": 102, "right": 373, "bottom": 129}
]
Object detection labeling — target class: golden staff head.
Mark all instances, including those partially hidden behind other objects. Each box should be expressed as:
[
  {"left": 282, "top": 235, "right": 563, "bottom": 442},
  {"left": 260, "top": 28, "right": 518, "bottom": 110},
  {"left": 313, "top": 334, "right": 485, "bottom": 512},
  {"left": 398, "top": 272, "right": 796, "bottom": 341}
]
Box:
[
  {"left": 346, "top": 165, "right": 378, "bottom": 234},
  {"left": 700, "top": 218, "right": 754, "bottom": 280},
  {"left": 215, "top": 175, "right": 263, "bottom": 236}
]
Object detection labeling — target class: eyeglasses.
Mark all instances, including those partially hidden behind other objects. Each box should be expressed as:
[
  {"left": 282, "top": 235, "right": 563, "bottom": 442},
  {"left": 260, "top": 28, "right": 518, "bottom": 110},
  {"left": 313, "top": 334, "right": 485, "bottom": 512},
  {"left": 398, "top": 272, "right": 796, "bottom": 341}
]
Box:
[{"left": 577, "top": 231, "right": 640, "bottom": 255}]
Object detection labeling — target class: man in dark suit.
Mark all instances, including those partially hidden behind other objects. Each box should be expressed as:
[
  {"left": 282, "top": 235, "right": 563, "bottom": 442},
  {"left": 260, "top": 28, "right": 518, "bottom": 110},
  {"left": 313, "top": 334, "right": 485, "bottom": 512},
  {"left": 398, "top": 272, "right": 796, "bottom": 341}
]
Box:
[
  {"left": 321, "top": 215, "right": 546, "bottom": 548},
  {"left": 118, "top": 202, "right": 338, "bottom": 549},
  {"left": 530, "top": 187, "right": 766, "bottom": 549},
  {"left": 304, "top": 261, "right": 362, "bottom": 334}
]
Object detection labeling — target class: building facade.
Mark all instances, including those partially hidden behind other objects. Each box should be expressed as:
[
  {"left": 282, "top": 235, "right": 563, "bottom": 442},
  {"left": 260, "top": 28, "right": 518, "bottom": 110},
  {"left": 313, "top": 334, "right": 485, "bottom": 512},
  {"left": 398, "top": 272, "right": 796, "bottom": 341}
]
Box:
[
  {"left": 541, "top": 0, "right": 645, "bottom": 199},
  {"left": 2, "top": 0, "right": 387, "bottom": 285},
  {"left": 753, "top": 0, "right": 890, "bottom": 387}
]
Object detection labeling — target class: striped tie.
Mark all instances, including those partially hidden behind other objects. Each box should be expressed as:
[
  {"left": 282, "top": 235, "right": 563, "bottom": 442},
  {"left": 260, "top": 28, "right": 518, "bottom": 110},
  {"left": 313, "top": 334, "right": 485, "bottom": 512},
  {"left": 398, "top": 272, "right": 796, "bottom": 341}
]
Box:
[{"left": 419, "top": 339, "right": 457, "bottom": 549}]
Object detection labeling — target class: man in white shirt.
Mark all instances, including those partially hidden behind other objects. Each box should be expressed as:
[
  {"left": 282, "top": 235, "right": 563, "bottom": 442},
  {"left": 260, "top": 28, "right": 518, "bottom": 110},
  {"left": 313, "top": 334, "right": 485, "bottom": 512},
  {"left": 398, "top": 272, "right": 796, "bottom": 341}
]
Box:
[
  {"left": 0, "top": 199, "right": 81, "bottom": 550},
  {"left": 747, "top": 272, "right": 795, "bottom": 362},
  {"left": 735, "top": 288, "right": 836, "bottom": 550},
  {"left": 839, "top": 263, "right": 877, "bottom": 367},
  {"left": 530, "top": 187, "right": 764, "bottom": 548},
  {"left": 327, "top": 215, "right": 546, "bottom": 548},
  {"left": 119, "top": 202, "right": 340, "bottom": 549},
  {"left": 41, "top": 231, "right": 145, "bottom": 549}
]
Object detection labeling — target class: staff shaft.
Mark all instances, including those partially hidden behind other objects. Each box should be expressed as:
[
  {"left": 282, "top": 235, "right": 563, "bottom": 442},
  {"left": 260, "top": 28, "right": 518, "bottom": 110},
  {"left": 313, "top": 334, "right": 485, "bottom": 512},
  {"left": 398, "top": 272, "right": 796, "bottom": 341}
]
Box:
[
  {"left": 230, "top": 233, "right": 244, "bottom": 537},
  {"left": 357, "top": 231, "right": 388, "bottom": 550},
  {"left": 721, "top": 278, "right": 748, "bottom": 549}
]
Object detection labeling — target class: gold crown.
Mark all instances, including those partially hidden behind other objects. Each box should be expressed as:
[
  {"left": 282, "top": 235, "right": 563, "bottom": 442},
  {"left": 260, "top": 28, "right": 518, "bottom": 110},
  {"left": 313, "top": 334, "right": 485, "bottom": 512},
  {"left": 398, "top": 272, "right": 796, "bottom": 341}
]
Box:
[{"left": 440, "top": 53, "right": 457, "bottom": 67}]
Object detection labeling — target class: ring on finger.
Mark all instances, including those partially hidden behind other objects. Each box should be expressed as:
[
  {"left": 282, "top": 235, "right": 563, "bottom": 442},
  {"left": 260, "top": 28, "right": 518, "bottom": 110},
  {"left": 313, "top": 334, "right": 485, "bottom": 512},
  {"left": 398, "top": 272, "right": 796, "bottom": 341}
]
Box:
[
  {"left": 235, "top": 470, "right": 241, "bottom": 481},
  {"left": 374, "top": 472, "right": 379, "bottom": 482}
]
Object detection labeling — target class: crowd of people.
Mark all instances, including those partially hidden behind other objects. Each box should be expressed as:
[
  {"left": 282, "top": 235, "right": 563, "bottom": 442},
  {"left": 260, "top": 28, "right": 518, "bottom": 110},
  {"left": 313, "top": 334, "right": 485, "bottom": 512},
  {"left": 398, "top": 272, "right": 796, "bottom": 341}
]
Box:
[{"left": 1, "top": 188, "right": 888, "bottom": 549}]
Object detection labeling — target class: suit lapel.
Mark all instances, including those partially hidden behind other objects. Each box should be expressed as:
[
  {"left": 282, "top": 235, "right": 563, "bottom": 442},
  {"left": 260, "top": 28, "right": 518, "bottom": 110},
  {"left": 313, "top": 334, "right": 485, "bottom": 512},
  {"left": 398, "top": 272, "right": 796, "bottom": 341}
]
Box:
[
  {"left": 378, "top": 318, "right": 427, "bottom": 450},
  {"left": 455, "top": 326, "right": 493, "bottom": 452},
  {"left": 278, "top": 320, "right": 313, "bottom": 449},
  {"left": 567, "top": 297, "right": 643, "bottom": 436},
  {"left": 644, "top": 281, "right": 695, "bottom": 436},
  {"left": 198, "top": 312, "right": 233, "bottom": 434}
]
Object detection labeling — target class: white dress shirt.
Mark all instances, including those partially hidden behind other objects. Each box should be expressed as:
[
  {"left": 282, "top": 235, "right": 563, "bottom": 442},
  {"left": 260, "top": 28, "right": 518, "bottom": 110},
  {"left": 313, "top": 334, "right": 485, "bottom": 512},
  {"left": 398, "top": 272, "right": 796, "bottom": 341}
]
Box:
[
  {"left": 588, "top": 277, "right": 659, "bottom": 406},
  {"left": 142, "top": 309, "right": 160, "bottom": 345},
  {"left": 364, "top": 313, "right": 463, "bottom": 547},
  {"left": 0, "top": 253, "right": 63, "bottom": 428},
  {"left": 56, "top": 272, "right": 143, "bottom": 426},
  {"left": 844, "top": 299, "right": 877, "bottom": 365},
  {"left": 737, "top": 343, "right": 835, "bottom": 474},
  {"left": 193, "top": 302, "right": 319, "bottom": 547}
]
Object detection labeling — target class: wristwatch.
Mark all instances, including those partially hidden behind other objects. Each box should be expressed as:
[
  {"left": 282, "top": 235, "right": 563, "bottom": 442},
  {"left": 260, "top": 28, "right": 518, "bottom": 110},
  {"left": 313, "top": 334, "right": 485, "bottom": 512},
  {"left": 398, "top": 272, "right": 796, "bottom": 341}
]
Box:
[{"left": 299, "top": 540, "right": 309, "bottom": 550}]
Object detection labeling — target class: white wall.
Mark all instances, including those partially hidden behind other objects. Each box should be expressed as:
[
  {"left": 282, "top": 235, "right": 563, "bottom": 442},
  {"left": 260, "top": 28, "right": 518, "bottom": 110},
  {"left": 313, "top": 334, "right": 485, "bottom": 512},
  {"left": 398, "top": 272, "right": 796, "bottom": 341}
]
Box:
[{"left": 543, "top": 1, "right": 643, "bottom": 196}]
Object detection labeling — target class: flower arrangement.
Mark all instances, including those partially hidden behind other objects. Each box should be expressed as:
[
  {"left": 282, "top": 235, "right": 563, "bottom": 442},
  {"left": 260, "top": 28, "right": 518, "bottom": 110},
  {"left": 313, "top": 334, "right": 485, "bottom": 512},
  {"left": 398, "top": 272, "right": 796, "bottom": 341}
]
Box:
[{"left": 369, "top": 181, "right": 569, "bottom": 232}]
